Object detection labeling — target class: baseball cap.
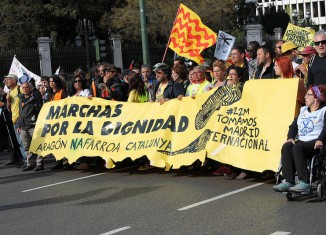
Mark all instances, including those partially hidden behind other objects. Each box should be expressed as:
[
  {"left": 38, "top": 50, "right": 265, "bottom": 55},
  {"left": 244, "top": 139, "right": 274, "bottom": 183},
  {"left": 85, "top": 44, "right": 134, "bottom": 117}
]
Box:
[
  {"left": 298, "top": 46, "right": 317, "bottom": 55},
  {"left": 281, "top": 41, "right": 298, "bottom": 54},
  {"left": 4, "top": 74, "right": 18, "bottom": 81}
]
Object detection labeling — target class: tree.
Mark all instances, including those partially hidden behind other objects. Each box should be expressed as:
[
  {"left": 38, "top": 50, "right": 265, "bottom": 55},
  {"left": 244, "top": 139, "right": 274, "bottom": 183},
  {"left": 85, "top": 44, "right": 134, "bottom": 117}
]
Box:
[
  {"left": 0, "top": 0, "right": 43, "bottom": 52},
  {"left": 40, "top": 0, "right": 127, "bottom": 47},
  {"left": 0, "top": 0, "right": 126, "bottom": 51},
  {"left": 259, "top": 4, "right": 290, "bottom": 35},
  {"left": 101, "top": 0, "right": 240, "bottom": 43}
]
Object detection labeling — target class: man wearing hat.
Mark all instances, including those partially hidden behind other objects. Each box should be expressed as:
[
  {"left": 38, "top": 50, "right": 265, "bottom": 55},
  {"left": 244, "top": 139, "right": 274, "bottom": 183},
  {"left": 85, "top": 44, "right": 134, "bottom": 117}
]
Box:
[
  {"left": 307, "top": 30, "right": 326, "bottom": 87},
  {"left": 295, "top": 46, "right": 317, "bottom": 84},
  {"left": 281, "top": 41, "right": 301, "bottom": 69},
  {"left": 3, "top": 74, "right": 26, "bottom": 166}
]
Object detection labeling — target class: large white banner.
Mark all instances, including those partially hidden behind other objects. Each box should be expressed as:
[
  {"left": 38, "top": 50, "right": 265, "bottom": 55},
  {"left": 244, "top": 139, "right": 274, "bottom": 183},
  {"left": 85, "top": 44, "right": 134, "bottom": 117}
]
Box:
[{"left": 9, "top": 56, "right": 41, "bottom": 84}]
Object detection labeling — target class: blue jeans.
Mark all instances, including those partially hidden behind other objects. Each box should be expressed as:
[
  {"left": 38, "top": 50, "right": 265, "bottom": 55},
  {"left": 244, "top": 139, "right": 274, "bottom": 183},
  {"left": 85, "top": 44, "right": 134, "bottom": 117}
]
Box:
[{"left": 14, "top": 123, "right": 27, "bottom": 162}]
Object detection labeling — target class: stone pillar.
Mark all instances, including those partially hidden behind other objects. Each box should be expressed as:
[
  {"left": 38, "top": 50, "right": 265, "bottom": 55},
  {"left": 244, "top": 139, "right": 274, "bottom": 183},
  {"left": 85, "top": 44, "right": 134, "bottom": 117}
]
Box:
[
  {"left": 109, "top": 34, "right": 123, "bottom": 70},
  {"left": 273, "top": 27, "right": 283, "bottom": 41},
  {"left": 37, "top": 37, "right": 52, "bottom": 77},
  {"left": 245, "top": 24, "right": 264, "bottom": 45}
]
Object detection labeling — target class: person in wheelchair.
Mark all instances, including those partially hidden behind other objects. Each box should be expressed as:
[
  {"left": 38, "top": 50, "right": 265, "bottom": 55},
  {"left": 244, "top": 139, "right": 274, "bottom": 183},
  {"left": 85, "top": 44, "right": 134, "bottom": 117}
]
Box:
[{"left": 274, "top": 85, "right": 326, "bottom": 193}]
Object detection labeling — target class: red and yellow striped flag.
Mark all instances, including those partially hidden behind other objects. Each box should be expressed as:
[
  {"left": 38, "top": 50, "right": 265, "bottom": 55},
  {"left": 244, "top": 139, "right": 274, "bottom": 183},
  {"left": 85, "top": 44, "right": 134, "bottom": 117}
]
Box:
[{"left": 168, "top": 4, "right": 217, "bottom": 64}]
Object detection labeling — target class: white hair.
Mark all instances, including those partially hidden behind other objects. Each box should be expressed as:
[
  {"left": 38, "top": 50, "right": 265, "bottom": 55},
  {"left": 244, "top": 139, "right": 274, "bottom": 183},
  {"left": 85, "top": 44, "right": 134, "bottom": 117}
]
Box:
[{"left": 314, "top": 30, "right": 326, "bottom": 40}]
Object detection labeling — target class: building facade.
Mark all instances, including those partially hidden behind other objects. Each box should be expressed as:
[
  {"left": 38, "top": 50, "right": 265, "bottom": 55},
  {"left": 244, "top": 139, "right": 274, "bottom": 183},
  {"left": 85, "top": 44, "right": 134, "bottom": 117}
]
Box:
[{"left": 258, "top": 0, "right": 326, "bottom": 29}]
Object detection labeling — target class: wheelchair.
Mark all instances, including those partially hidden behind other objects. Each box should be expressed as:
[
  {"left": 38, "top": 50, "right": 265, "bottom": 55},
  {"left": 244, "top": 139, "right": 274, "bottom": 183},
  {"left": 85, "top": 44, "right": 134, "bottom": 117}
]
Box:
[{"left": 275, "top": 148, "right": 326, "bottom": 201}]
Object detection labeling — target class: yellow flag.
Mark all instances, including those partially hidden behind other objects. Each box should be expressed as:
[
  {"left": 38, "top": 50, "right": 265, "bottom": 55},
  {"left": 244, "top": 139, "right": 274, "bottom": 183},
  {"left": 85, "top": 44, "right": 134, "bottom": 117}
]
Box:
[{"left": 168, "top": 3, "right": 217, "bottom": 64}]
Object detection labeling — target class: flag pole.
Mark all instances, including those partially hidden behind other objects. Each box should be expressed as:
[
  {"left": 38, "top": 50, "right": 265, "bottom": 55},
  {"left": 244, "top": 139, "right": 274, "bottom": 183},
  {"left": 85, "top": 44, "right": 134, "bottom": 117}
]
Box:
[{"left": 161, "top": 4, "right": 182, "bottom": 63}]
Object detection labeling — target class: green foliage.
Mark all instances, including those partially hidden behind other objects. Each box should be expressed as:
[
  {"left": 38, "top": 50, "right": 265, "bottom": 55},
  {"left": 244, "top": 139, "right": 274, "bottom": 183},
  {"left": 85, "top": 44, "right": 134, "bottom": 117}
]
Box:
[
  {"left": 0, "top": 0, "right": 256, "bottom": 50},
  {"left": 260, "top": 4, "right": 290, "bottom": 35},
  {"left": 102, "top": 0, "right": 239, "bottom": 43},
  {"left": 0, "top": 0, "right": 43, "bottom": 51}
]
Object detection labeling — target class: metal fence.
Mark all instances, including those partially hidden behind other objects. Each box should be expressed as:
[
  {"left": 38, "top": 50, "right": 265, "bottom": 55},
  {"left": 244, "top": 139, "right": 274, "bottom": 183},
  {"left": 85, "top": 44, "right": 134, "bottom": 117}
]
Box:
[
  {"left": 0, "top": 48, "right": 40, "bottom": 79},
  {"left": 51, "top": 46, "right": 96, "bottom": 75},
  {"left": 121, "top": 43, "right": 174, "bottom": 69},
  {"left": 0, "top": 43, "right": 175, "bottom": 80}
]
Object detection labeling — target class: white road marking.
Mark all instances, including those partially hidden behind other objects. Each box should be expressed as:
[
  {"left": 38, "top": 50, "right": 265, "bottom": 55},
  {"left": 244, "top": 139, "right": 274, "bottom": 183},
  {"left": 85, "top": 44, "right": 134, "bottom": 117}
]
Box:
[
  {"left": 100, "top": 226, "right": 131, "bottom": 235},
  {"left": 22, "top": 166, "right": 136, "bottom": 193},
  {"left": 178, "top": 183, "right": 264, "bottom": 211},
  {"left": 270, "top": 232, "right": 291, "bottom": 235},
  {"left": 211, "top": 144, "right": 226, "bottom": 156}
]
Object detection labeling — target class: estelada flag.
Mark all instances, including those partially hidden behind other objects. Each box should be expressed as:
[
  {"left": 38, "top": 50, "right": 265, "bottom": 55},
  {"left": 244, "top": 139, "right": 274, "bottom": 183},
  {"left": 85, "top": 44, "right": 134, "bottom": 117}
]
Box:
[{"left": 168, "top": 3, "right": 217, "bottom": 64}]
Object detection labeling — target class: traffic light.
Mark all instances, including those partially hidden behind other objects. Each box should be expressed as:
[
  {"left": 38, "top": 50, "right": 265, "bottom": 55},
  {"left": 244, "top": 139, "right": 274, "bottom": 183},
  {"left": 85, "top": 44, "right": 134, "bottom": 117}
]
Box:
[{"left": 95, "top": 39, "right": 107, "bottom": 62}]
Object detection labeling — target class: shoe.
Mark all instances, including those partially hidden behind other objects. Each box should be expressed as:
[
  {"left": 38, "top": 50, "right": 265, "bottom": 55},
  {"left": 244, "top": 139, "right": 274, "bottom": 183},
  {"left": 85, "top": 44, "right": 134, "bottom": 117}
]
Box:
[
  {"left": 236, "top": 171, "right": 250, "bottom": 180},
  {"left": 256, "top": 171, "right": 275, "bottom": 182},
  {"left": 213, "top": 165, "right": 230, "bottom": 176},
  {"left": 17, "top": 162, "right": 27, "bottom": 168},
  {"left": 289, "top": 181, "right": 311, "bottom": 193},
  {"left": 138, "top": 164, "right": 154, "bottom": 171},
  {"left": 34, "top": 165, "right": 44, "bottom": 171},
  {"left": 63, "top": 164, "right": 74, "bottom": 170},
  {"left": 23, "top": 165, "right": 35, "bottom": 172},
  {"left": 273, "top": 182, "right": 292, "bottom": 192},
  {"left": 5, "top": 160, "right": 17, "bottom": 166},
  {"left": 51, "top": 163, "right": 64, "bottom": 170},
  {"left": 225, "top": 172, "right": 237, "bottom": 180},
  {"left": 77, "top": 163, "right": 91, "bottom": 170}
]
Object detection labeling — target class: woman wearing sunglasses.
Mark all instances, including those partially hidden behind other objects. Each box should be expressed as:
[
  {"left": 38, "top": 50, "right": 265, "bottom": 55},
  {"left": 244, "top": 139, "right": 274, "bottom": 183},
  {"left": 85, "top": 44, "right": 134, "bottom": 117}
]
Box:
[{"left": 69, "top": 75, "right": 90, "bottom": 97}]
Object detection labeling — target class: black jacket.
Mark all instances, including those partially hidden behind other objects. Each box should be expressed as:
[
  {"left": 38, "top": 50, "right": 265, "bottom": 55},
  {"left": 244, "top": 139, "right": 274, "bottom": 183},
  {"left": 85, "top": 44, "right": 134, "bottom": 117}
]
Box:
[
  {"left": 17, "top": 92, "right": 43, "bottom": 130},
  {"left": 153, "top": 80, "right": 185, "bottom": 101},
  {"left": 254, "top": 62, "right": 278, "bottom": 79}
]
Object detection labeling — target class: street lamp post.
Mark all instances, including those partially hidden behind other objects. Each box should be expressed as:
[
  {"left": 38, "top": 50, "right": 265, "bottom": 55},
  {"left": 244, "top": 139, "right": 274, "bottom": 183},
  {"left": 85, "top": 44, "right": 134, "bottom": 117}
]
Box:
[
  {"left": 139, "top": 0, "right": 150, "bottom": 65},
  {"left": 75, "top": 19, "right": 97, "bottom": 70}
]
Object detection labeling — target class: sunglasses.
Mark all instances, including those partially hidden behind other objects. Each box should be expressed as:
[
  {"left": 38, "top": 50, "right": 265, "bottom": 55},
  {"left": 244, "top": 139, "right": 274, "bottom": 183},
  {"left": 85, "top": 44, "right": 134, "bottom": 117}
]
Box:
[
  {"left": 109, "top": 70, "right": 116, "bottom": 73},
  {"left": 276, "top": 46, "right": 282, "bottom": 49},
  {"left": 74, "top": 80, "right": 82, "bottom": 83},
  {"left": 314, "top": 40, "right": 326, "bottom": 46}
]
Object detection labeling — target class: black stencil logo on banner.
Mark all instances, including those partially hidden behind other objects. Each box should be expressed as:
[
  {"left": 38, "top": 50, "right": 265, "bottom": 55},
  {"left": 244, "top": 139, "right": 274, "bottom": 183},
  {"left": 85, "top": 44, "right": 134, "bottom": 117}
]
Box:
[
  {"left": 157, "top": 129, "right": 213, "bottom": 156},
  {"left": 195, "top": 84, "right": 242, "bottom": 130}
]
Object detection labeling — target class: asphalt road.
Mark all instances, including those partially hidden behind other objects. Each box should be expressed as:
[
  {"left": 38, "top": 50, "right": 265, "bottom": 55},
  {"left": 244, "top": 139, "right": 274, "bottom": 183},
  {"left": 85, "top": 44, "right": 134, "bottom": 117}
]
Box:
[{"left": 1, "top": 151, "right": 326, "bottom": 235}]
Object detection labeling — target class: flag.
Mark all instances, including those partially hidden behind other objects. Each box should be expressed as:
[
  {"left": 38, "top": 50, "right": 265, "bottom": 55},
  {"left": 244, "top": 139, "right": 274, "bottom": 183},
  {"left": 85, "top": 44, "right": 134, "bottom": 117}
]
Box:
[
  {"left": 214, "top": 30, "right": 236, "bottom": 61},
  {"left": 9, "top": 56, "right": 41, "bottom": 84},
  {"left": 4, "top": 56, "right": 41, "bottom": 93},
  {"left": 168, "top": 4, "right": 217, "bottom": 64},
  {"left": 55, "top": 66, "right": 61, "bottom": 75},
  {"left": 129, "top": 60, "right": 134, "bottom": 70}
]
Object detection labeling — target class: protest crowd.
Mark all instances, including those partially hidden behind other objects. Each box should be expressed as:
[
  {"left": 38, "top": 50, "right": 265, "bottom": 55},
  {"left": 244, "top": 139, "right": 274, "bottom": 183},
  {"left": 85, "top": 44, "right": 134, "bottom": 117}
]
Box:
[{"left": 0, "top": 28, "right": 326, "bottom": 192}]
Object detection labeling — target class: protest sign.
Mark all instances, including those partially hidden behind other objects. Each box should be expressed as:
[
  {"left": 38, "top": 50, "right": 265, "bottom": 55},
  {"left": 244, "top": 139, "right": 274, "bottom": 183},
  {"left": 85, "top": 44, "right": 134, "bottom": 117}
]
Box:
[
  {"left": 30, "top": 79, "right": 298, "bottom": 172},
  {"left": 214, "top": 31, "right": 236, "bottom": 61},
  {"left": 283, "top": 23, "right": 315, "bottom": 48}
]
